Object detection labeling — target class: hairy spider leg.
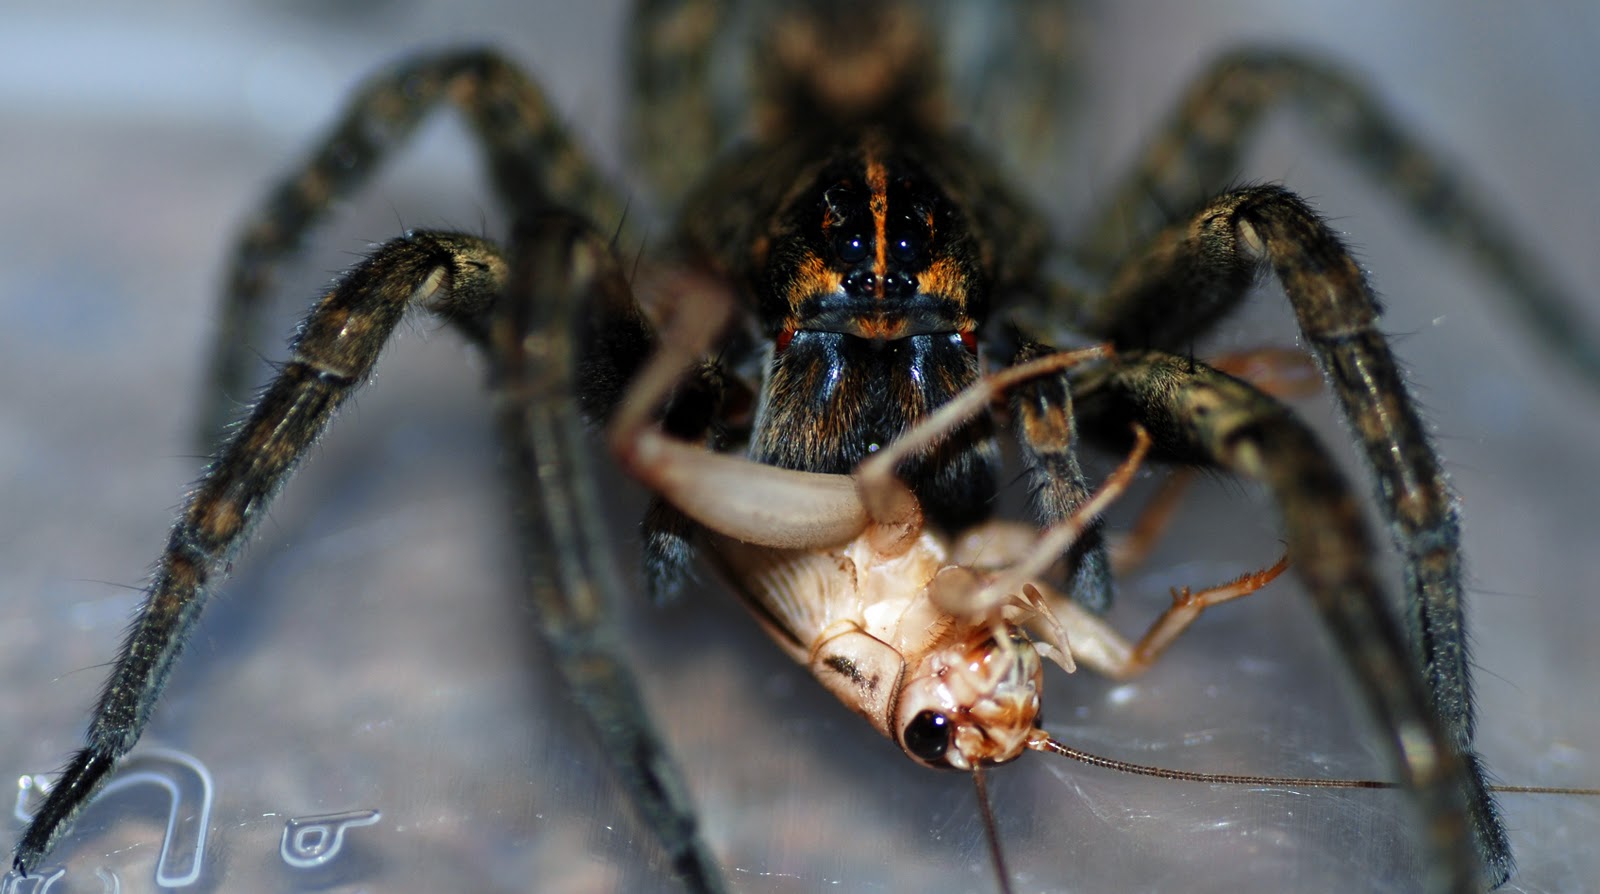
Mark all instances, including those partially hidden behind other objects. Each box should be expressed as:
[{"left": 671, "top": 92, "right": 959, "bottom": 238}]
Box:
[
  {"left": 203, "top": 49, "right": 629, "bottom": 443},
  {"left": 628, "top": 0, "right": 730, "bottom": 209},
  {"left": 1003, "top": 338, "right": 1117, "bottom": 611},
  {"left": 991, "top": 338, "right": 1321, "bottom": 620},
  {"left": 1052, "top": 61, "right": 1598, "bottom": 883},
  {"left": 1072, "top": 349, "right": 1492, "bottom": 894},
  {"left": 959, "top": 0, "right": 1089, "bottom": 182},
  {"left": 176, "top": 40, "right": 740, "bottom": 890},
  {"left": 1070, "top": 49, "right": 1596, "bottom": 392},
  {"left": 1092, "top": 184, "right": 1509, "bottom": 885},
  {"left": 1110, "top": 345, "right": 1321, "bottom": 574},
  {"left": 489, "top": 213, "right": 730, "bottom": 894},
  {"left": 15, "top": 214, "right": 736, "bottom": 891},
  {"left": 13, "top": 231, "right": 508, "bottom": 875}
]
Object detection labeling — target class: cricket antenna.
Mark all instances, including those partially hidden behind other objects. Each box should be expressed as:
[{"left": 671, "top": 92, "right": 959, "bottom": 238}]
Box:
[
  {"left": 1025, "top": 729, "right": 1600, "bottom": 795},
  {"left": 1027, "top": 730, "right": 1393, "bottom": 788},
  {"left": 973, "top": 765, "right": 1014, "bottom": 894}
]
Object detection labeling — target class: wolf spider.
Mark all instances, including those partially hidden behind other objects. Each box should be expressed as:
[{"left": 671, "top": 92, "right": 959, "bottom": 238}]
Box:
[{"left": 12, "top": 1, "right": 1600, "bottom": 894}]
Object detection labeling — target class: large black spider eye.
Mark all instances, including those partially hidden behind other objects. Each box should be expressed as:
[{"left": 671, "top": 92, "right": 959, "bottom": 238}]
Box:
[
  {"left": 902, "top": 710, "right": 951, "bottom": 764},
  {"left": 888, "top": 234, "right": 920, "bottom": 263},
  {"left": 834, "top": 232, "right": 869, "bottom": 264},
  {"left": 887, "top": 224, "right": 924, "bottom": 264}
]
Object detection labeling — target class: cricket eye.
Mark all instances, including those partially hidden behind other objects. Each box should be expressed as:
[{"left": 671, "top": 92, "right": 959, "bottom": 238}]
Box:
[{"left": 902, "top": 710, "right": 952, "bottom": 765}]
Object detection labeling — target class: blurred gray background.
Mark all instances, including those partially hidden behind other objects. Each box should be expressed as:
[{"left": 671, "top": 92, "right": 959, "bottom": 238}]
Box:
[{"left": 2, "top": 2, "right": 1597, "bottom": 892}]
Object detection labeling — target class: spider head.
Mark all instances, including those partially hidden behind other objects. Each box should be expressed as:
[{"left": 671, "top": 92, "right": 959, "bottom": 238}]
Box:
[
  {"left": 763, "top": 145, "right": 987, "bottom": 351},
  {"left": 895, "top": 626, "right": 1043, "bottom": 771}
]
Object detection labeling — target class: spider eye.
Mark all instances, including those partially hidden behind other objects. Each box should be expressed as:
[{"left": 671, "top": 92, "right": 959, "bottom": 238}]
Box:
[
  {"left": 902, "top": 710, "right": 952, "bottom": 765},
  {"left": 888, "top": 226, "right": 923, "bottom": 264},
  {"left": 834, "top": 232, "right": 869, "bottom": 264}
]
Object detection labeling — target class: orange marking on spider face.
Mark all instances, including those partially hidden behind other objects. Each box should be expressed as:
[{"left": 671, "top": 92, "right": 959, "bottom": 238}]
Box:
[
  {"left": 785, "top": 250, "right": 844, "bottom": 315},
  {"left": 916, "top": 257, "right": 969, "bottom": 310},
  {"left": 852, "top": 316, "right": 912, "bottom": 340},
  {"left": 866, "top": 154, "right": 889, "bottom": 299}
]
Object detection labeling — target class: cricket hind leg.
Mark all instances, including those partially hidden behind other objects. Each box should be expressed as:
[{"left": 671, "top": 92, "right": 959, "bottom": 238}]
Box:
[{"left": 1035, "top": 556, "right": 1290, "bottom": 681}]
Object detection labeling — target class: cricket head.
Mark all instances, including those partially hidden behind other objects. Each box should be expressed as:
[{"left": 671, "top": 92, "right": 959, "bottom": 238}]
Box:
[{"left": 895, "top": 625, "right": 1043, "bottom": 771}]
